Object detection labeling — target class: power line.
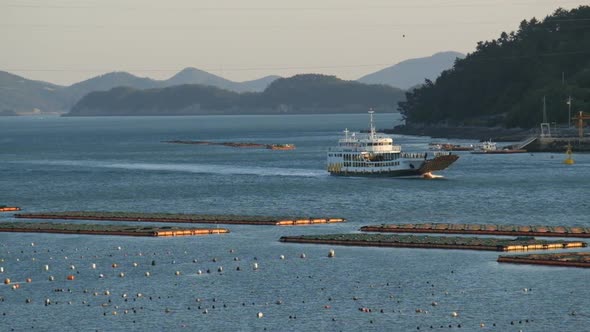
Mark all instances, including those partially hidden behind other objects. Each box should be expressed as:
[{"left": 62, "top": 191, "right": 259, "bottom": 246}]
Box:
[
  {"left": 4, "top": 49, "right": 590, "bottom": 74},
  {"left": 3, "top": 1, "right": 584, "bottom": 11}
]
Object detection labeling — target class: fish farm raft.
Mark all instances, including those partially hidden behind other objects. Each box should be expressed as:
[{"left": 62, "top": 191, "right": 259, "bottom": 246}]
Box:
[
  {"left": 15, "top": 211, "right": 345, "bottom": 226},
  {"left": 279, "top": 234, "right": 586, "bottom": 251},
  {"left": 498, "top": 252, "right": 590, "bottom": 268},
  {"left": 360, "top": 223, "right": 590, "bottom": 238},
  {"left": 0, "top": 206, "right": 20, "bottom": 212},
  {"left": 0, "top": 222, "right": 229, "bottom": 237}
]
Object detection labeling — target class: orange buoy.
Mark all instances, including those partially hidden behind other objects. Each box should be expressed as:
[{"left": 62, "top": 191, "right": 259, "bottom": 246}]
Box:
[
  {"left": 3, "top": 278, "right": 10, "bottom": 285},
  {"left": 12, "top": 284, "right": 20, "bottom": 289},
  {"left": 26, "top": 278, "right": 32, "bottom": 283},
  {"left": 66, "top": 275, "right": 75, "bottom": 281}
]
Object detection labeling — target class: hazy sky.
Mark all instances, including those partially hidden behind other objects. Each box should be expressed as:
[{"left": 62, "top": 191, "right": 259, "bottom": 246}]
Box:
[{"left": 0, "top": 0, "right": 583, "bottom": 85}]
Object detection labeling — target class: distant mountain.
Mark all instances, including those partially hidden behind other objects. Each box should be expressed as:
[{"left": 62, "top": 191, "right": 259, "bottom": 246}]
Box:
[
  {"left": 358, "top": 51, "right": 465, "bottom": 89},
  {"left": 165, "top": 67, "right": 280, "bottom": 93},
  {"left": 0, "top": 68, "right": 281, "bottom": 114},
  {"left": 66, "top": 74, "right": 406, "bottom": 116},
  {"left": 62, "top": 72, "right": 161, "bottom": 109},
  {"left": 0, "top": 71, "right": 67, "bottom": 113}
]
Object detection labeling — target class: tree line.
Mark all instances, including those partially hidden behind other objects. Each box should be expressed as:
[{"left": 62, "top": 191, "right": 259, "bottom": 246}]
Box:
[{"left": 398, "top": 6, "right": 590, "bottom": 128}]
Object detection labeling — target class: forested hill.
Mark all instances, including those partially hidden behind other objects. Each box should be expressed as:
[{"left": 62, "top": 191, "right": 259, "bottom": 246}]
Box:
[
  {"left": 66, "top": 74, "right": 405, "bottom": 116},
  {"left": 398, "top": 6, "right": 590, "bottom": 128}
]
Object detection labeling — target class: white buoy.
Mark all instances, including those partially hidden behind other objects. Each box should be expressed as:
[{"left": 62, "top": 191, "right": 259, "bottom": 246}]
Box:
[
  {"left": 43, "top": 265, "right": 49, "bottom": 271},
  {"left": 0, "top": 267, "right": 4, "bottom": 273},
  {"left": 70, "top": 265, "right": 76, "bottom": 270},
  {"left": 104, "top": 290, "right": 110, "bottom": 296},
  {"left": 48, "top": 276, "right": 55, "bottom": 281},
  {"left": 300, "top": 253, "right": 306, "bottom": 259},
  {"left": 99, "top": 274, "right": 105, "bottom": 278},
  {"left": 279, "top": 255, "right": 285, "bottom": 260},
  {"left": 217, "top": 266, "right": 223, "bottom": 272},
  {"left": 451, "top": 312, "right": 458, "bottom": 317},
  {"left": 197, "top": 270, "right": 202, "bottom": 275},
  {"left": 257, "top": 312, "right": 264, "bottom": 318},
  {"left": 91, "top": 263, "right": 96, "bottom": 269},
  {"left": 117, "top": 246, "right": 122, "bottom": 250},
  {"left": 175, "top": 271, "right": 181, "bottom": 276},
  {"left": 119, "top": 272, "right": 125, "bottom": 278},
  {"left": 132, "top": 262, "right": 138, "bottom": 267},
  {"left": 253, "top": 262, "right": 259, "bottom": 270},
  {"left": 145, "top": 272, "right": 151, "bottom": 277},
  {"left": 328, "top": 249, "right": 335, "bottom": 258},
  {"left": 31, "top": 242, "right": 35, "bottom": 246}
]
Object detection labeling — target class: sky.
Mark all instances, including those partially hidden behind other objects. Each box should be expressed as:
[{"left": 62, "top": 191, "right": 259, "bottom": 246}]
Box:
[{"left": 0, "top": 0, "right": 584, "bottom": 86}]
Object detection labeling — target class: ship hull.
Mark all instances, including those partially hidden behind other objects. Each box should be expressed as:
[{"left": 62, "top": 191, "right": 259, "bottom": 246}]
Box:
[
  {"left": 329, "top": 154, "right": 459, "bottom": 177},
  {"left": 329, "top": 169, "right": 422, "bottom": 177}
]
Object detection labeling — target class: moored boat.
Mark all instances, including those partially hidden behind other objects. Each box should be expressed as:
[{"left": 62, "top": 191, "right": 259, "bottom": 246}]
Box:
[
  {"left": 471, "top": 140, "right": 527, "bottom": 154},
  {"left": 327, "top": 112, "right": 459, "bottom": 177}
]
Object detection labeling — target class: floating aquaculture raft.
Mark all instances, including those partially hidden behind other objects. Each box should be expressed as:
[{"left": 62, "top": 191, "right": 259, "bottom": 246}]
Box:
[
  {"left": 0, "top": 206, "right": 20, "bottom": 212},
  {"left": 279, "top": 234, "right": 586, "bottom": 251},
  {"left": 0, "top": 222, "right": 229, "bottom": 237},
  {"left": 360, "top": 223, "right": 590, "bottom": 238},
  {"left": 498, "top": 252, "right": 590, "bottom": 268},
  {"left": 15, "top": 211, "right": 345, "bottom": 226}
]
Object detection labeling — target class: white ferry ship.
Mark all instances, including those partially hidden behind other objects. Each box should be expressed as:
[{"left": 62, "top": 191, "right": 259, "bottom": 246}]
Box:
[{"left": 327, "top": 112, "right": 459, "bottom": 177}]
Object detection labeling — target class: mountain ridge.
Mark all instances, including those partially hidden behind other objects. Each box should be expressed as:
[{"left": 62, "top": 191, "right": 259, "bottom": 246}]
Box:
[
  {"left": 358, "top": 51, "right": 465, "bottom": 89},
  {"left": 66, "top": 74, "right": 406, "bottom": 116},
  {"left": 0, "top": 52, "right": 461, "bottom": 114}
]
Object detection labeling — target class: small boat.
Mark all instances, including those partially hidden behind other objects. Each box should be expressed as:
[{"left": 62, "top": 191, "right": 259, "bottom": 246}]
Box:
[
  {"left": 327, "top": 111, "right": 459, "bottom": 177},
  {"left": 440, "top": 143, "right": 474, "bottom": 151},
  {"left": 471, "top": 140, "right": 527, "bottom": 154}
]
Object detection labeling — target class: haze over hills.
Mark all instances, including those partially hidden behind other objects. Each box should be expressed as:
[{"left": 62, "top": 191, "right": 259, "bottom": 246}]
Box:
[
  {"left": 0, "top": 69, "right": 282, "bottom": 114},
  {"left": 358, "top": 51, "right": 465, "bottom": 89},
  {"left": 0, "top": 71, "right": 66, "bottom": 114},
  {"left": 166, "top": 68, "right": 280, "bottom": 93},
  {"left": 1, "top": 52, "right": 462, "bottom": 115},
  {"left": 66, "top": 74, "right": 406, "bottom": 116}
]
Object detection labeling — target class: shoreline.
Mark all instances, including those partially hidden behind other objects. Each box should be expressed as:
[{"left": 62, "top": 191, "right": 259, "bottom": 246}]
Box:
[{"left": 384, "top": 125, "right": 531, "bottom": 142}]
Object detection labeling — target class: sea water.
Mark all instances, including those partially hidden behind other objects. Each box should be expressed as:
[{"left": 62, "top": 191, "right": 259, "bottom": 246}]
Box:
[{"left": 0, "top": 114, "right": 589, "bottom": 331}]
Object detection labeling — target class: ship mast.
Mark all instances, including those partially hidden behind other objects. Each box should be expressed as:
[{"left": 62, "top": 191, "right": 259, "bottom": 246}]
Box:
[{"left": 368, "top": 110, "right": 376, "bottom": 139}]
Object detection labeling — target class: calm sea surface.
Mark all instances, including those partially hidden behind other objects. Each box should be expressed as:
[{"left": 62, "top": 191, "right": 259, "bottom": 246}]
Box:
[{"left": 0, "top": 114, "right": 589, "bottom": 331}]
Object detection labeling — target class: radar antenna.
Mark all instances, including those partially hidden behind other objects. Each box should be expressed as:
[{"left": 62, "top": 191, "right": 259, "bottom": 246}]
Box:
[{"left": 368, "top": 109, "right": 376, "bottom": 138}]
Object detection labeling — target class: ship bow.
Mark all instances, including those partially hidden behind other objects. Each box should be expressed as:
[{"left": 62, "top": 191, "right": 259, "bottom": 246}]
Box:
[{"left": 418, "top": 154, "right": 459, "bottom": 174}]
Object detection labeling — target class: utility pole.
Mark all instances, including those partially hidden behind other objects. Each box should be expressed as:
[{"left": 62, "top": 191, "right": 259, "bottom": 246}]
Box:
[
  {"left": 540, "top": 96, "right": 551, "bottom": 137},
  {"left": 543, "top": 96, "right": 547, "bottom": 123},
  {"left": 567, "top": 96, "right": 572, "bottom": 128}
]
